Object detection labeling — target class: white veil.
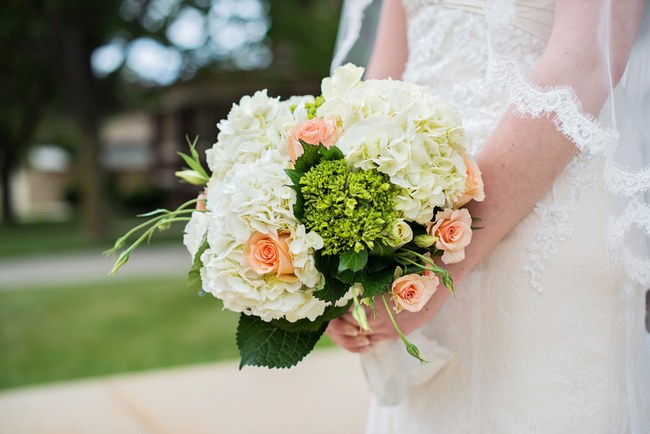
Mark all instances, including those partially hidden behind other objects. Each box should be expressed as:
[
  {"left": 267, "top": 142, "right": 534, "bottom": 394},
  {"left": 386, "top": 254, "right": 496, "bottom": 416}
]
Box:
[
  {"left": 331, "top": 0, "right": 383, "bottom": 72},
  {"left": 331, "top": 0, "right": 650, "bottom": 429}
]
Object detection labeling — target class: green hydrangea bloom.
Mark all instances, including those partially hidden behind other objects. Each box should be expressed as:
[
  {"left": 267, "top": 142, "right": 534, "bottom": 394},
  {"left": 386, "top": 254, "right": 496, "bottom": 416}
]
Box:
[
  {"left": 304, "top": 96, "right": 325, "bottom": 120},
  {"left": 300, "top": 159, "right": 399, "bottom": 255}
]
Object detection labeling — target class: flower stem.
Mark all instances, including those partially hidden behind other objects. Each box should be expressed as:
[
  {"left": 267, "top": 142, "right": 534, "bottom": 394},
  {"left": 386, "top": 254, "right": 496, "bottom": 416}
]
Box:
[
  {"left": 380, "top": 294, "right": 427, "bottom": 364},
  {"left": 396, "top": 249, "right": 455, "bottom": 295}
]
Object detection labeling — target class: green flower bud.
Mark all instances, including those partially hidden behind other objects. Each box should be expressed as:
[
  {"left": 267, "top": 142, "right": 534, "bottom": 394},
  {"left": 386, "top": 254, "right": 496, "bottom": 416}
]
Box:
[
  {"left": 414, "top": 234, "right": 438, "bottom": 248},
  {"left": 175, "top": 170, "right": 208, "bottom": 186},
  {"left": 405, "top": 341, "right": 427, "bottom": 364},
  {"left": 109, "top": 250, "right": 130, "bottom": 275},
  {"left": 352, "top": 303, "right": 370, "bottom": 332}
]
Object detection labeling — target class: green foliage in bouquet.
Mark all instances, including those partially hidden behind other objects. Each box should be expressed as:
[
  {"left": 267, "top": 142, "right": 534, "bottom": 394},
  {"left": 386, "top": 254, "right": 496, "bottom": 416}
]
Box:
[
  {"left": 105, "top": 137, "right": 206, "bottom": 276},
  {"left": 275, "top": 142, "right": 460, "bottom": 367}
]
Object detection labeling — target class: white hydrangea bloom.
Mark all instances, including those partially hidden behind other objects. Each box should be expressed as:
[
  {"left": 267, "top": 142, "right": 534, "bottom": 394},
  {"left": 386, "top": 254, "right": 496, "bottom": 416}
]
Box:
[
  {"left": 321, "top": 63, "right": 364, "bottom": 100},
  {"left": 318, "top": 65, "right": 468, "bottom": 224},
  {"left": 183, "top": 211, "right": 209, "bottom": 259},
  {"left": 206, "top": 90, "right": 298, "bottom": 181},
  {"left": 199, "top": 151, "right": 328, "bottom": 322}
]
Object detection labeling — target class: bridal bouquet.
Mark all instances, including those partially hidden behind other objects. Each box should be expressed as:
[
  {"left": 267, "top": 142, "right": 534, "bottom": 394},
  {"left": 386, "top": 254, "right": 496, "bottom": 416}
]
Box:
[{"left": 108, "top": 64, "right": 484, "bottom": 369}]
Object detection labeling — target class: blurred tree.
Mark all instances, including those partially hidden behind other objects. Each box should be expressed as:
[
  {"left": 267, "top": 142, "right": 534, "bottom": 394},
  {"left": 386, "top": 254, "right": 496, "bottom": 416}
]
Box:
[
  {"left": 0, "top": 2, "right": 55, "bottom": 225},
  {"left": 1, "top": 1, "right": 125, "bottom": 232},
  {"left": 0, "top": 0, "right": 342, "bottom": 235},
  {"left": 266, "top": 0, "right": 343, "bottom": 76},
  {"left": 0, "top": 0, "right": 206, "bottom": 236}
]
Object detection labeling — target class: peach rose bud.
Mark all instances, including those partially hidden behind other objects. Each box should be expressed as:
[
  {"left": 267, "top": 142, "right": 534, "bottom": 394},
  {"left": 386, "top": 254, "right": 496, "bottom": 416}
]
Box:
[
  {"left": 456, "top": 154, "right": 485, "bottom": 206},
  {"left": 196, "top": 193, "right": 207, "bottom": 211},
  {"left": 245, "top": 231, "right": 298, "bottom": 282},
  {"left": 426, "top": 208, "right": 473, "bottom": 264},
  {"left": 288, "top": 118, "right": 339, "bottom": 161},
  {"left": 391, "top": 273, "right": 439, "bottom": 313}
]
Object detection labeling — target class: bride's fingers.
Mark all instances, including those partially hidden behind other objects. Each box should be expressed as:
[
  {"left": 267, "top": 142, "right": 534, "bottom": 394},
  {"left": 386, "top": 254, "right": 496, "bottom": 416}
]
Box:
[
  {"left": 326, "top": 320, "right": 372, "bottom": 353},
  {"left": 327, "top": 317, "right": 360, "bottom": 336},
  {"left": 327, "top": 332, "right": 372, "bottom": 353}
]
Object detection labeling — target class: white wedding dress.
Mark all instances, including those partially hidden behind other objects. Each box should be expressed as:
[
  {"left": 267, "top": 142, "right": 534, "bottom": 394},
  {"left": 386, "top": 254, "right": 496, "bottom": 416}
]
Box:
[{"left": 359, "top": 1, "right": 650, "bottom": 433}]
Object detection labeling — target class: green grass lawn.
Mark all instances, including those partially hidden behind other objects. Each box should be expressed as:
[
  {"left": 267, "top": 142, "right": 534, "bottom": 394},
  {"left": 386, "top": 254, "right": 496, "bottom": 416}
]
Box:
[{"left": 0, "top": 277, "right": 334, "bottom": 391}]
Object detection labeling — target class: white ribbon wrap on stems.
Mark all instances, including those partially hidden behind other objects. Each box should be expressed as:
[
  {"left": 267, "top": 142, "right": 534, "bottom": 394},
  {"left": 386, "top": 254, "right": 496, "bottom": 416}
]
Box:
[{"left": 360, "top": 329, "right": 454, "bottom": 406}]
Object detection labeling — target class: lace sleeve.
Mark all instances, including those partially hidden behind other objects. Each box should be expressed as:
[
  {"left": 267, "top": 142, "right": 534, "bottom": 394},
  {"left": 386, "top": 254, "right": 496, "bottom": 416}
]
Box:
[{"left": 484, "top": 0, "right": 650, "bottom": 290}]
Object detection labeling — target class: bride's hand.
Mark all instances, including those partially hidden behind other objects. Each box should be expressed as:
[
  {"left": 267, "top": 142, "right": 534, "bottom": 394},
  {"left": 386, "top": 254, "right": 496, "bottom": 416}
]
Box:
[{"left": 326, "top": 288, "right": 451, "bottom": 352}]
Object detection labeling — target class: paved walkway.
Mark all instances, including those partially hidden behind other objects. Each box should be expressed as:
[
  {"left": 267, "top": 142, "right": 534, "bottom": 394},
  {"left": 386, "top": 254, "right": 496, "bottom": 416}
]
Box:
[
  {"left": 0, "top": 246, "right": 191, "bottom": 290},
  {"left": 0, "top": 350, "right": 370, "bottom": 434}
]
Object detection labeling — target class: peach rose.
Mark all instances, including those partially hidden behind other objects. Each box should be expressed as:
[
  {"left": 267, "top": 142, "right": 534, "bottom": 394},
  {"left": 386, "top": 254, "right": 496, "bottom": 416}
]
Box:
[
  {"left": 391, "top": 273, "right": 439, "bottom": 313},
  {"left": 426, "top": 208, "right": 473, "bottom": 264},
  {"left": 288, "top": 118, "right": 339, "bottom": 161},
  {"left": 456, "top": 154, "right": 485, "bottom": 206},
  {"left": 245, "top": 231, "right": 298, "bottom": 282}
]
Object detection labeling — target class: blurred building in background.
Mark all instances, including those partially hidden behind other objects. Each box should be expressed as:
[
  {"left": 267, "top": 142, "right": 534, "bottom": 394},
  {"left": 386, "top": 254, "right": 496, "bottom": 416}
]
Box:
[
  {"left": 2, "top": 0, "right": 341, "bottom": 225},
  {"left": 10, "top": 69, "right": 324, "bottom": 221}
]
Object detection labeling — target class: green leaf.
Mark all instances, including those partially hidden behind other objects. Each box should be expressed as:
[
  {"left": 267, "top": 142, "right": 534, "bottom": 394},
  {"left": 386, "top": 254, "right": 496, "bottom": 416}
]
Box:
[
  {"left": 338, "top": 249, "right": 368, "bottom": 273},
  {"left": 336, "top": 269, "right": 360, "bottom": 284},
  {"left": 177, "top": 152, "right": 207, "bottom": 178},
  {"left": 178, "top": 135, "right": 210, "bottom": 180},
  {"left": 284, "top": 168, "right": 304, "bottom": 186},
  {"left": 370, "top": 240, "right": 395, "bottom": 257},
  {"left": 366, "top": 255, "right": 395, "bottom": 273},
  {"left": 319, "top": 145, "right": 344, "bottom": 161},
  {"left": 187, "top": 239, "right": 209, "bottom": 293},
  {"left": 186, "top": 135, "right": 200, "bottom": 160},
  {"left": 314, "top": 253, "right": 351, "bottom": 302},
  {"left": 294, "top": 141, "right": 322, "bottom": 173},
  {"left": 360, "top": 266, "right": 394, "bottom": 298},
  {"left": 292, "top": 187, "right": 305, "bottom": 222},
  {"left": 314, "top": 271, "right": 350, "bottom": 302},
  {"left": 137, "top": 208, "right": 169, "bottom": 217},
  {"left": 403, "top": 264, "right": 423, "bottom": 274},
  {"left": 285, "top": 166, "right": 307, "bottom": 222},
  {"left": 236, "top": 314, "right": 327, "bottom": 369}
]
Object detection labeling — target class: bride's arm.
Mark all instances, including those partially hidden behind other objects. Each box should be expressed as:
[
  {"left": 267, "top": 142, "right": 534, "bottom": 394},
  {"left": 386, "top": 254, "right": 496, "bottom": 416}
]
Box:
[
  {"left": 363, "top": 0, "right": 408, "bottom": 80},
  {"left": 327, "top": 0, "right": 644, "bottom": 351}
]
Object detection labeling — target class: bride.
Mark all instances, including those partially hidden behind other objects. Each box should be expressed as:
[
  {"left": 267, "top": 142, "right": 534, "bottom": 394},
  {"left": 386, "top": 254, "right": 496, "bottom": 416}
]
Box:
[{"left": 326, "top": 0, "right": 650, "bottom": 432}]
